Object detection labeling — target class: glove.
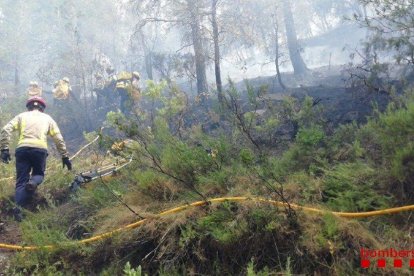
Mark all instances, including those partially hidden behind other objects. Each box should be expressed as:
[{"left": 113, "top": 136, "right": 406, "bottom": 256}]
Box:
[
  {"left": 1, "top": 149, "right": 11, "bottom": 164},
  {"left": 62, "top": 157, "right": 72, "bottom": 171}
]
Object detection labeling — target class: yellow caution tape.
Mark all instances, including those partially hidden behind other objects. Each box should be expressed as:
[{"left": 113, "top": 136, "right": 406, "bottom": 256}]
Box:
[{"left": 1, "top": 196, "right": 413, "bottom": 251}]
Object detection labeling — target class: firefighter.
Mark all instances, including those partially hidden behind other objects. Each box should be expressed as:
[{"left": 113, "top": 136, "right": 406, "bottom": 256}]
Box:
[
  {"left": 53, "top": 77, "right": 72, "bottom": 105},
  {"left": 0, "top": 96, "right": 72, "bottom": 221},
  {"left": 116, "top": 71, "right": 141, "bottom": 114},
  {"left": 26, "top": 81, "right": 42, "bottom": 98}
]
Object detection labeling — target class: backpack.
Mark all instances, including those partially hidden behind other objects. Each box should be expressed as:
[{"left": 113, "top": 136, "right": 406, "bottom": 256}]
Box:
[
  {"left": 115, "top": 71, "right": 132, "bottom": 90},
  {"left": 53, "top": 80, "right": 70, "bottom": 99}
]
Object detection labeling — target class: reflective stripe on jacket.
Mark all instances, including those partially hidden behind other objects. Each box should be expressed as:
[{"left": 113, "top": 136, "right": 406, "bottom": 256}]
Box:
[{"left": 0, "top": 110, "right": 68, "bottom": 157}]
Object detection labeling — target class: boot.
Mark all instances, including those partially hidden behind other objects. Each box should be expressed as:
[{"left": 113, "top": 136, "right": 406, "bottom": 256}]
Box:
[
  {"left": 13, "top": 207, "right": 24, "bottom": 222},
  {"left": 25, "top": 180, "right": 37, "bottom": 192}
]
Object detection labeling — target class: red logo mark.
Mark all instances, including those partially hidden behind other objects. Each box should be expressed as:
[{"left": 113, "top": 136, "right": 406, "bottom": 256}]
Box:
[
  {"left": 377, "top": 259, "right": 386, "bottom": 268},
  {"left": 394, "top": 259, "right": 402, "bottom": 268},
  {"left": 361, "top": 259, "right": 370, "bottom": 268}
]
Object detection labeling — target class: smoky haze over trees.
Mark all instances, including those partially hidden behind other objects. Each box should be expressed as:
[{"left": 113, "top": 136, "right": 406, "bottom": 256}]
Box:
[
  {"left": 3, "top": 1, "right": 414, "bottom": 274},
  {"left": 0, "top": 0, "right": 398, "bottom": 122},
  {"left": 0, "top": 0, "right": 366, "bottom": 91}
]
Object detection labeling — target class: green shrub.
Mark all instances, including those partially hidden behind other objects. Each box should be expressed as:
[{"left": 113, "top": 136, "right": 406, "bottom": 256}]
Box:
[
  {"left": 123, "top": 262, "right": 143, "bottom": 276},
  {"left": 391, "top": 142, "right": 414, "bottom": 182},
  {"left": 239, "top": 148, "right": 255, "bottom": 166},
  {"left": 296, "top": 125, "right": 325, "bottom": 148},
  {"left": 322, "top": 162, "right": 389, "bottom": 211},
  {"left": 197, "top": 202, "right": 246, "bottom": 244}
]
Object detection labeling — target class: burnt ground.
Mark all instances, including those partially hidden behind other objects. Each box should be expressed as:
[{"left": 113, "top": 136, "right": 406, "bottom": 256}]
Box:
[
  {"left": 0, "top": 193, "right": 53, "bottom": 273},
  {"left": 238, "top": 65, "right": 395, "bottom": 126},
  {"left": 290, "top": 85, "right": 391, "bottom": 125},
  {"left": 0, "top": 220, "right": 22, "bottom": 274}
]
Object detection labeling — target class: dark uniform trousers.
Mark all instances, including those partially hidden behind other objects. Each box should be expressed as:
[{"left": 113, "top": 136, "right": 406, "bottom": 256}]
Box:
[{"left": 15, "top": 147, "right": 48, "bottom": 207}]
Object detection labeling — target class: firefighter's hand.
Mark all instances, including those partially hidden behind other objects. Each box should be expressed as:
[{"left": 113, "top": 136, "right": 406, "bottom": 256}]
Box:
[
  {"left": 62, "top": 157, "right": 72, "bottom": 171},
  {"left": 1, "top": 149, "right": 11, "bottom": 164}
]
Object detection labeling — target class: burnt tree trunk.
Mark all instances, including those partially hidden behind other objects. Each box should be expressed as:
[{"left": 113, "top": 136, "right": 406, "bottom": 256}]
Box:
[
  {"left": 212, "top": 0, "right": 223, "bottom": 103},
  {"left": 145, "top": 51, "right": 153, "bottom": 80},
  {"left": 187, "top": 0, "right": 208, "bottom": 96},
  {"left": 282, "top": 0, "right": 308, "bottom": 75},
  {"left": 272, "top": 16, "right": 286, "bottom": 90},
  {"left": 139, "top": 30, "right": 153, "bottom": 80}
]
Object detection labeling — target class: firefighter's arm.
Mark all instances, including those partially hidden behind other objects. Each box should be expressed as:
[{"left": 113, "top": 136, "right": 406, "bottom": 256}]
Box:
[
  {"left": 0, "top": 115, "right": 20, "bottom": 150},
  {"left": 48, "top": 119, "right": 69, "bottom": 158}
]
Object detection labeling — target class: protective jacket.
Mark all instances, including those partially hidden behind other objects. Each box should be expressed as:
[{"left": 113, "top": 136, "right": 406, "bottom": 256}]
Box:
[
  {"left": 0, "top": 110, "right": 68, "bottom": 157},
  {"left": 53, "top": 80, "right": 71, "bottom": 100},
  {"left": 27, "top": 87, "right": 42, "bottom": 98}
]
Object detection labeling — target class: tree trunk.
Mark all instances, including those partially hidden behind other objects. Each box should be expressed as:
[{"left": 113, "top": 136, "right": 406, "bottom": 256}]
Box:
[
  {"left": 187, "top": 0, "right": 208, "bottom": 96},
  {"left": 14, "top": 66, "right": 19, "bottom": 87},
  {"left": 14, "top": 52, "right": 20, "bottom": 87},
  {"left": 272, "top": 16, "right": 286, "bottom": 90},
  {"left": 211, "top": 0, "right": 223, "bottom": 103},
  {"left": 145, "top": 51, "right": 153, "bottom": 80},
  {"left": 282, "top": 0, "right": 308, "bottom": 75},
  {"left": 139, "top": 30, "right": 153, "bottom": 80}
]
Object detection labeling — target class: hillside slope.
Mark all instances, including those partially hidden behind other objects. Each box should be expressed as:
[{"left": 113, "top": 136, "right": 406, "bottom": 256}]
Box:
[{"left": 1, "top": 73, "right": 413, "bottom": 274}]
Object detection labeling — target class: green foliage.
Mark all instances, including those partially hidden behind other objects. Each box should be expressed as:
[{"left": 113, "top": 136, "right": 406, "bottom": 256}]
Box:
[
  {"left": 390, "top": 142, "right": 414, "bottom": 182},
  {"left": 158, "top": 139, "right": 216, "bottom": 187},
  {"left": 240, "top": 148, "right": 255, "bottom": 166},
  {"left": 322, "top": 162, "right": 389, "bottom": 211},
  {"left": 179, "top": 224, "right": 198, "bottom": 248},
  {"left": 280, "top": 96, "right": 323, "bottom": 129},
  {"left": 266, "top": 127, "right": 326, "bottom": 180},
  {"left": 106, "top": 111, "right": 127, "bottom": 127},
  {"left": 8, "top": 69, "right": 414, "bottom": 275},
  {"left": 123, "top": 262, "right": 142, "bottom": 276},
  {"left": 354, "top": 92, "right": 414, "bottom": 196},
  {"left": 296, "top": 125, "right": 325, "bottom": 147},
  {"left": 246, "top": 258, "right": 271, "bottom": 276},
  {"left": 284, "top": 257, "right": 293, "bottom": 276},
  {"left": 372, "top": 100, "right": 414, "bottom": 155},
  {"left": 321, "top": 214, "right": 339, "bottom": 240},
  {"left": 222, "top": 81, "right": 281, "bottom": 149},
  {"left": 285, "top": 171, "right": 322, "bottom": 204},
  {"left": 354, "top": 0, "right": 414, "bottom": 66},
  {"left": 20, "top": 212, "right": 69, "bottom": 245},
  {"left": 196, "top": 168, "right": 234, "bottom": 193},
  {"left": 83, "top": 130, "right": 99, "bottom": 143},
  {"left": 246, "top": 259, "right": 256, "bottom": 276},
  {"left": 135, "top": 170, "right": 167, "bottom": 190},
  {"left": 144, "top": 80, "right": 168, "bottom": 100},
  {"left": 197, "top": 202, "right": 246, "bottom": 244},
  {"left": 193, "top": 203, "right": 282, "bottom": 246},
  {"left": 70, "top": 177, "right": 127, "bottom": 215},
  {"left": 314, "top": 214, "right": 340, "bottom": 249}
]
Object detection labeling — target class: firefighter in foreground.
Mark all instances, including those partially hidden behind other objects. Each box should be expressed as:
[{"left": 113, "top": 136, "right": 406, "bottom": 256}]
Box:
[{"left": 0, "top": 96, "right": 72, "bottom": 221}]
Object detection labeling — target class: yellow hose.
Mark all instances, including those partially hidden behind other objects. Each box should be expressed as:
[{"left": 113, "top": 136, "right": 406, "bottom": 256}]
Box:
[{"left": 1, "top": 196, "right": 414, "bottom": 251}]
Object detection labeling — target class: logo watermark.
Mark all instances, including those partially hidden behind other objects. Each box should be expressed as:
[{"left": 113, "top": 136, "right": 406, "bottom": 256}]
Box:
[{"left": 360, "top": 248, "right": 414, "bottom": 268}]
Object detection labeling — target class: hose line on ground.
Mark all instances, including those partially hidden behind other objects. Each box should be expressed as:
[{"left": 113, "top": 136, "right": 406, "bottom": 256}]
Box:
[{"left": 1, "top": 197, "right": 414, "bottom": 251}]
